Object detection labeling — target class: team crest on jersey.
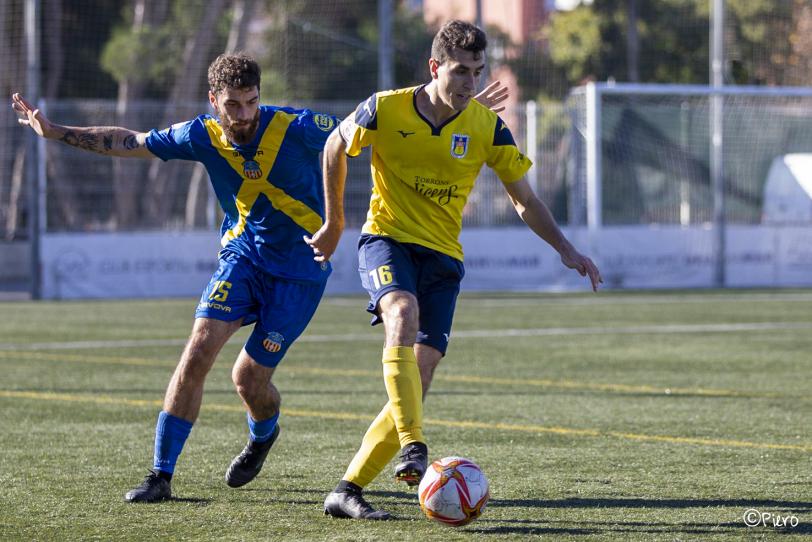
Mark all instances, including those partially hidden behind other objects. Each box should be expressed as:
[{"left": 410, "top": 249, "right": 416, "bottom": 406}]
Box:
[
  {"left": 314, "top": 114, "right": 335, "bottom": 132},
  {"left": 262, "top": 331, "right": 285, "bottom": 353},
  {"left": 243, "top": 160, "right": 263, "bottom": 179},
  {"left": 451, "top": 134, "right": 469, "bottom": 159}
]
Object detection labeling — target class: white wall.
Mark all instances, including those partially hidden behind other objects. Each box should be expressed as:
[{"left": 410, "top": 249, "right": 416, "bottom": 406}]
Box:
[{"left": 39, "top": 226, "right": 812, "bottom": 299}]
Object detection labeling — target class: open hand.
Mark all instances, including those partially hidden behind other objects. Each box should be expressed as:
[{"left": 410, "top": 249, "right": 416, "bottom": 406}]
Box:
[
  {"left": 474, "top": 81, "right": 509, "bottom": 113},
  {"left": 11, "top": 93, "right": 53, "bottom": 138}
]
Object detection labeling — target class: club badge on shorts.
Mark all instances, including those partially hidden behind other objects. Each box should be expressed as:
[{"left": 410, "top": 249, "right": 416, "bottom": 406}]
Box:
[
  {"left": 263, "top": 331, "right": 285, "bottom": 353},
  {"left": 451, "top": 134, "right": 469, "bottom": 159}
]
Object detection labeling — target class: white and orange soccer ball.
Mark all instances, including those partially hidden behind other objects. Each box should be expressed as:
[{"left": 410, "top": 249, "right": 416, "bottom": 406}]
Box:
[{"left": 418, "top": 456, "right": 490, "bottom": 527}]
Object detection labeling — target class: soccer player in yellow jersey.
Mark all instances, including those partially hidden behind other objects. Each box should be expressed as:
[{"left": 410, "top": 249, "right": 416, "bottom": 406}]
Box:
[{"left": 307, "top": 20, "right": 602, "bottom": 520}]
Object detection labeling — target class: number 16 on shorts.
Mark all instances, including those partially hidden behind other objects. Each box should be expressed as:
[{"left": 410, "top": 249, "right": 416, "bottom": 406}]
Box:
[{"left": 368, "top": 265, "right": 393, "bottom": 290}]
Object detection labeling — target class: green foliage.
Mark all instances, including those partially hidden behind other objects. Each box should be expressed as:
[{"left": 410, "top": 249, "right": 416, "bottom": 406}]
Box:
[
  {"left": 545, "top": 7, "right": 602, "bottom": 83},
  {"left": 394, "top": 9, "right": 435, "bottom": 86},
  {"left": 536, "top": 96, "right": 571, "bottom": 142},
  {"left": 42, "top": 0, "right": 123, "bottom": 98},
  {"left": 518, "top": 0, "right": 802, "bottom": 99},
  {"left": 99, "top": 1, "right": 230, "bottom": 98},
  {"left": 259, "top": 0, "right": 434, "bottom": 102},
  {"left": 259, "top": 0, "right": 375, "bottom": 102},
  {"left": 509, "top": 42, "right": 569, "bottom": 100},
  {"left": 725, "top": 0, "right": 795, "bottom": 85},
  {"left": 101, "top": 26, "right": 178, "bottom": 87}
]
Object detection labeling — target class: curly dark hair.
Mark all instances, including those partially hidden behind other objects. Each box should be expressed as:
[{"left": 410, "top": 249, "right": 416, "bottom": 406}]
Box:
[
  {"left": 431, "top": 20, "right": 487, "bottom": 65},
  {"left": 207, "top": 53, "right": 261, "bottom": 94}
]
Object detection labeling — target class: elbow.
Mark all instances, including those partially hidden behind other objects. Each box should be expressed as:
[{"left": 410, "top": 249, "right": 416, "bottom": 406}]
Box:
[
  {"left": 326, "top": 128, "right": 347, "bottom": 157},
  {"left": 322, "top": 130, "right": 347, "bottom": 172}
]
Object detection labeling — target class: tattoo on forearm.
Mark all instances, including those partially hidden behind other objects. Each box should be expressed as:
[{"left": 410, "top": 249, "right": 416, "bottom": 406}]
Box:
[
  {"left": 123, "top": 134, "right": 140, "bottom": 150},
  {"left": 59, "top": 127, "right": 141, "bottom": 155},
  {"left": 59, "top": 130, "right": 79, "bottom": 147},
  {"left": 59, "top": 129, "right": 102, "bottom": 153},
  {"left": 78, "top": 133, "right": 99, "bottom": 150}
]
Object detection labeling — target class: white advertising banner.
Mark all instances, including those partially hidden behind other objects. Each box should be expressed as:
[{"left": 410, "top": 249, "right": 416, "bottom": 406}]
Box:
[
  {"left": 41, "top": 232, "right": 222, "bottom": 299},
  {"left": 40, "top": 225, "right": 812, "bottom": 299},
  {"left": 776, "top": 226, "right": 812, "bottom": 285}
]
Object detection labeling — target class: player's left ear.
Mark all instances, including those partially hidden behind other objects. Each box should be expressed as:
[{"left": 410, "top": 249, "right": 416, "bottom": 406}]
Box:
[{"left": 429, "top": 58, "right": 440, "bottom": 80}]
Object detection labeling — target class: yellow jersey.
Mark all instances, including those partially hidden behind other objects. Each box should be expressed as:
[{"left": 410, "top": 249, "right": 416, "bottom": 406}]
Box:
[{"left": 339, "top": 85, "right": 532, "bottom": 261}]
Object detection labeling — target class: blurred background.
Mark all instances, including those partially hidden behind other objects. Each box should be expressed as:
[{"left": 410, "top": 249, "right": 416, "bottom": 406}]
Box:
[{"left": 2, "top": 0, "right": 812, "bottom": 297}]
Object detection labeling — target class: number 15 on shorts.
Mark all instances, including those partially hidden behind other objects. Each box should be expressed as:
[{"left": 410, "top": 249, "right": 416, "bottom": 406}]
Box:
[{"left": 368, "top": 265, "right": 393, "bottom": 290}]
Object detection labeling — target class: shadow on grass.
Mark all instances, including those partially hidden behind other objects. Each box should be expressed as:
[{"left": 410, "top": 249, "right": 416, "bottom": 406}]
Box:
[
  {"left": 489, "top": 497, "right": 812, "bottom": 514},
  {"left": 469, "top": 498, "right": 812, "bottom": 537},
  {"left": 167, "top": 497, "right": 212, "bottom": 506},
  {"left": 467, "top": 519, "right": 811, "bottom": 537},
  {"left": 217, "top": 489, "right": 812, "bottom": 534}
]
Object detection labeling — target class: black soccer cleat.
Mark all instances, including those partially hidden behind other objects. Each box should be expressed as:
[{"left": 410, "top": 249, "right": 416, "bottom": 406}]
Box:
[
  {"left": 394, "top": 442, "right": 428, "bottom": 486},
  {"left": 124, "top": 470, "right": 171, "bottom": 503},
  {"left": 323, "top": 490, "right": 392, "bottom": 520},
  {"left": 225, "top": 424, "right": 280, "bottom": 488}
]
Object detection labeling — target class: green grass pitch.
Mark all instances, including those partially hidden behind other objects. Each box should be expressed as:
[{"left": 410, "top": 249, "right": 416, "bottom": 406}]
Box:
[{"left": 0, "top": 290, "right": 810, "bottom": 540}]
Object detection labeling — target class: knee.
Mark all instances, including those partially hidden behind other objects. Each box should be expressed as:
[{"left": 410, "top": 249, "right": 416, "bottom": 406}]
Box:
[
  {"left": 178, "top": 343, "right": 216, "bottom": 383},
  {"left": 232, "top": 362, "right": 278, "bottom": 406},
  {"left": 231, "top": 364, "right": 257, "bottom": 400},
  {"left": 382, "top": 295, "right": 419, "bottom": 327}
]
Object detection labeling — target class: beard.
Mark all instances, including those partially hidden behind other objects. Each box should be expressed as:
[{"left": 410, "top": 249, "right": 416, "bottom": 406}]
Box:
[{"left": 222, "top": 111, "right": 260, "bottom": 145}]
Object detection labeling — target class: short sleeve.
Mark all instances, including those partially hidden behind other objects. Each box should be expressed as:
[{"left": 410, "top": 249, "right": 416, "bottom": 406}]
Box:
[
  {"left": 339, "top": 93, "right": 378, "bottom": 157},
  {"left": 486, "top": 117, "right": 532, "bottom": 184},
  {"left": 145, "top": 120, "right": 197, "bottom": 162},
  {"left": 296, "top": 110, "right": 340, "bottom": 153}
]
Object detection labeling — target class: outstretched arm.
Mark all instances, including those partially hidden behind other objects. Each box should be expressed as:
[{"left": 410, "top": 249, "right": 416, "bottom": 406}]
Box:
[
  {"left": 304, "top": 127, "right": 348, "bottom": 262},
  {"left": 12, "top": 93, "right": 154, "bottom": 158},
  {"left": 504, "top": 178, "right": 603, "bottom": 291}
]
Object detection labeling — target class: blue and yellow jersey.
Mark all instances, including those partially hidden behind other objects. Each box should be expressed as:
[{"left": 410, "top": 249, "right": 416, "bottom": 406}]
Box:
[
  {"left": 146, "top": 105, "right": 338, "bottom": 282},
  {"left": 339, "top": 85, "right": 532, "bottom": 261}
]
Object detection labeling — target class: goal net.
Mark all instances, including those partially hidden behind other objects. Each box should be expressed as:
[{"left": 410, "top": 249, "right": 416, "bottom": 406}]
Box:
[{"left": 567, "top": 83, "right": 812, "bottom": 227}]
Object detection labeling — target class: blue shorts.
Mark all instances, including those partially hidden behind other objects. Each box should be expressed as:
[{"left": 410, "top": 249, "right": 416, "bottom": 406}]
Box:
[
  {"left": 195, "top": 251, "right": 327, "bottom": 367},
  {"left": 358, "top": 234, "right": 465, "bottom": 355}
]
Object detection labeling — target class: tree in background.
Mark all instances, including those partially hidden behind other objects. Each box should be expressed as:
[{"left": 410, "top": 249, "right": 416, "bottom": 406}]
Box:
[
  {"left": 2, "top": 0, "right": 122, "bottom": 238},
  {"left": 259, "top": 0, "right": 432, "bottom": 103},
  {"left": 513, "top": 0, "right": 812, "bottom": 101},
  {"left": 99, "top": 0, "right": 233, "bottom": 229},
  {"left": 725, "top": 0, "right": 812, "bottom": 86},
  {"left": 0, "top": 1, "right": 25, "bottom": 240},
  {"left": 102, "top": 1, "right": 169, "bottom": 229}
]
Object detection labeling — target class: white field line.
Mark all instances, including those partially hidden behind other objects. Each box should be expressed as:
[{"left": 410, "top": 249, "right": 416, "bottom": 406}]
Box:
[
  {"left": 323, "top": 292, "right": 812, "bottom": 307},
  {"left": 1, "top": 321, "right": 811, "bottom": 351}
]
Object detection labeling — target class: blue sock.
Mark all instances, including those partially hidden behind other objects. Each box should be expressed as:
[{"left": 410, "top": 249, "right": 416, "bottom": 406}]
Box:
[
  {"left": 247, "top": 412, "right": 279, "bottom": 443},
  {"left": 153, "top": 411, "right": 193, "bottom": 475}
]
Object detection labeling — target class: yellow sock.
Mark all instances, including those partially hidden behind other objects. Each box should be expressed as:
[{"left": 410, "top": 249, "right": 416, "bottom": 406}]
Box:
[
  {"left": 342, "top": 403, "right": 400, "bottom": 488},
  {"left": 382, "top": 346, "right": 424, "bottom": 447}
]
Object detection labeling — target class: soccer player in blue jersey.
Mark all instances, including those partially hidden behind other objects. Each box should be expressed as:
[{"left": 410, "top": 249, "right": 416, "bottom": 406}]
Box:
[
  {"left": 12, "top": 54, "right": 339, "bottom": 502},
  {"left": 307, "top": 21, "right": 602, "bottom": 519}
]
